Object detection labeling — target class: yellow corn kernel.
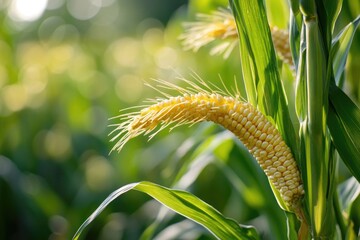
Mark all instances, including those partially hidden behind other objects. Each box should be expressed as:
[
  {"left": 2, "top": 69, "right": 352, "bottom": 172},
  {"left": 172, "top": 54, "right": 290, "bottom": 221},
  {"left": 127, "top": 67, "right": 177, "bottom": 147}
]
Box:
[
  {"left": 112, "top": 90, "right": 304, "bottom": 210},
  {"left": 270, "top": 26, "right": 293, "bottom": 66}
]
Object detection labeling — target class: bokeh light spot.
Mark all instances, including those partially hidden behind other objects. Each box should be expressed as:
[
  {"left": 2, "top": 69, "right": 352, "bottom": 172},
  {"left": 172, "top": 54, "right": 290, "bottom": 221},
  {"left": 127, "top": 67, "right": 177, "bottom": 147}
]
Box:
[
  {"left": 91, "top": 2, "right": 119, "bottom": 26},
  {"left": 38, "top": 16, "right": 65, "bottom": 42},
  {"left": 67, "top": 0, "right": 101, "bottom": 20},
  {"left": 21, "top": 65, "right": 48, "bottom": 95},
  {"left": 0, "top": 65, "right": 8, "bottom": 88},
  {"left": 85, "top": 106, "right": 108, "bottom": 136},
  {"left": 17, "top": 42, "right": 47, "bottom": 67},
  {"left": 142, "top": 27, "right": 164, "bottom": 54},
  {"left": 0, "top": 40, "right": 12, "bottom": 66},
  {"left": 99, "top": 213, "right": 126, "bottom": 239},
  {"left": 98, "top": 0, "right": 116, "bottom": 7},
  {"left": 1, "top": 84, "right": 29, "bottom": 112},
  {"left": 76, "top": 72, "right": 109, "bottom": 100},
  {"left": 44, "top": 125, "right": 72, "bottom": 161},
  {"left": 111, "top": 38, "right": 141, "bottom": 68},
  {"left": 51, "top": 24, "right": 80, "bottom": 42},
  {"left": 155, "top": 46, "right": 178, "bottom": 69},
  {"left": 115, "top": 74, "right": 144, "bottom": 103},
  {"left": 67, "top": 50, "right": 96, "bottom": 81},
  {"left": 49, "top": 215, "right": 68, "bottom": 237},
  {"left": 85, "top": 155, "right": 114, "bottom": 191},
  {"left": 8, "top": 0, "right": 48, "bottom": 22},
  {"left": 48, "top": 44, "right": 75, "bottom": 74},
  {"left": 46, "top": 0, "right": 64, "bottom": 10}
]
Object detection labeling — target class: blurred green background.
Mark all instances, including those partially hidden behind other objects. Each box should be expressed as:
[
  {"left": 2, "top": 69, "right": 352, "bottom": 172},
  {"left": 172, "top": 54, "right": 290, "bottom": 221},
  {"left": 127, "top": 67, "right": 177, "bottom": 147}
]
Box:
[{"left": 0, "top": 0, "right": 359, "bottom": 239}]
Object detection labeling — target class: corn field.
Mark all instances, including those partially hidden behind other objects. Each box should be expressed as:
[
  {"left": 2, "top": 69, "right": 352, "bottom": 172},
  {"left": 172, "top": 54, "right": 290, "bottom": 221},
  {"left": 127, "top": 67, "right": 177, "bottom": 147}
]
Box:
[
  {"left": 1, "top": 0, "right": 358, "bottom": 239},
  {"left": 72, "top": 0, "right": 360, "bottom": 239}
]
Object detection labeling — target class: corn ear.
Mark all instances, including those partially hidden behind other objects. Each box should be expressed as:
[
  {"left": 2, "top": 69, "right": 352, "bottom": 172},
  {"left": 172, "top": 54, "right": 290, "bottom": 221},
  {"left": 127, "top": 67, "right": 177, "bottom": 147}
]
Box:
[
  {"left": 270, "top": 26, "right": 293, "bottom": 66},
  {"left": 111, "top": 80, "right": 304, "bottom": 210},
  {"left": 181, "top": 9, "right": 293, "bottom": 66}
]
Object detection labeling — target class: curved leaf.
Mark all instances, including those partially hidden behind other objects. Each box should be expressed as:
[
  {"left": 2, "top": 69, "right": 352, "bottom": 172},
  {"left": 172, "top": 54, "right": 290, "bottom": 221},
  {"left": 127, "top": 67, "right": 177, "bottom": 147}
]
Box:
[
  {"left": 73, "top": 181, "right": 259, "bottom": 240},
  {"left": 328, "top": 85, "right": 360, "bottom": 182},
  {"left": 141, "top": 130, "right": 232, "bottom": 239},
  {"left": 331, "top": 15, "right": 360, "bottom": 85},
  {"left": 324, "top": 0, "right": 343, "bottom": 35},
  {"left": 338, "top": 177, "right": 360, "bottom": 212}
]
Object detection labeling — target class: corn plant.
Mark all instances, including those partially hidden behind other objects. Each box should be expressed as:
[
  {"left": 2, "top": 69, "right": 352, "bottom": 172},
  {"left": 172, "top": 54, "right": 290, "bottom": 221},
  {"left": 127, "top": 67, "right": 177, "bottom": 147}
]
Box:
[{"left": 74, "top": 0, "right": 360, "bottom": 239}]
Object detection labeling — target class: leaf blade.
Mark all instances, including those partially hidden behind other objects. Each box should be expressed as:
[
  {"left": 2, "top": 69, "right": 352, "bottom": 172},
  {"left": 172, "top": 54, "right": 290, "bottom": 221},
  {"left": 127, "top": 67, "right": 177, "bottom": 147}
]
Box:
[
  {"left": 135, "top": 181, "right": 259, "bottom": 240},
  {"left": 73, "top": 183, "right": 139, "bottom": 240},
  {"left": 73, "top": 181, "right": 259, "bottom": 240},
  {"left": 331, "top": 15, "right": 360, "bottom": 85},
  {"left": 328, "top": 85, "right": 360, "bottom": 182}
]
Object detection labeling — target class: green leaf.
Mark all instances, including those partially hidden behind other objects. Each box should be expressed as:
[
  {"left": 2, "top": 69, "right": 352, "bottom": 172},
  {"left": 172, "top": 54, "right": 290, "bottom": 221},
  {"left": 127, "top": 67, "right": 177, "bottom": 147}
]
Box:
[
  {"left": 152, "top": 220, "right": 204, "bottom": 239},
  {"left": 336, "top": 177, "right": 360, "bottom": 238},
  {"left": 173, "top": 131, "right": 232, "bottom": 187},
  {"left": 265, "top": 0, "right": 289, "bottom": 29},
  {"left": 73, "top": 181, "right": 259, "bottom": 240},
  {"left": 285, "top": 212, "right": 301, "bottom": 240},
  {"left": 314, "top": 0, "right": 343, "bottom": 50},
  {"left": 349, "top": 195, "right": 360, "bottom": 237},
  {"left": 141, "top": 130, "right": 233, "bottom": 239},
  {"left": 331, "top": 15, "right": 360, "bottom": 85},
  {"left": 299, "top": 0, "right": 316, "bottom": 17},
  {"left": 328, "top": 85, "right": 360, "bottom": 182},
  {"left": 288, "top": 0, "right": 300, "bottom": 15},
  {"left": 228, "top": 0, "right": 298, "bottom": 165},
  {"left": 338, "top": 177, "right": 360, "bottom": 212},
  {"left": 301, "top": 16, "right": 332, "bottom": 236},
  {"left": 295, "top": 26, "right": 307, "bottom": 121},
  {"left": 289, "top": 12, "right": 303, "bottom": 68},
  {"left": 323, "top": 0, "right": 343, "bottom": 35}
]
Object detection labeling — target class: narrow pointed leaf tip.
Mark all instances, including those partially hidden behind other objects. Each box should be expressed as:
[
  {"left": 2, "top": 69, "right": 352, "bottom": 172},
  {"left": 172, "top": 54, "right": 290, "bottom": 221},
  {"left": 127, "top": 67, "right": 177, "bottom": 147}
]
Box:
[
  {"left": 73, "top": 183, "right": 139, "bottom": 240},
  {"left": 110, "top": 78, "right": 304, "bottom": 210}
]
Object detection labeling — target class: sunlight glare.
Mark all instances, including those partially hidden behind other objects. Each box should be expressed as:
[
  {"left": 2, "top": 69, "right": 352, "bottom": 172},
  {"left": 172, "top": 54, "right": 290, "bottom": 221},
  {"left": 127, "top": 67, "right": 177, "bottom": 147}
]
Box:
[{"left": 9, "top": 0, "right": 48, "bottom": 22}]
